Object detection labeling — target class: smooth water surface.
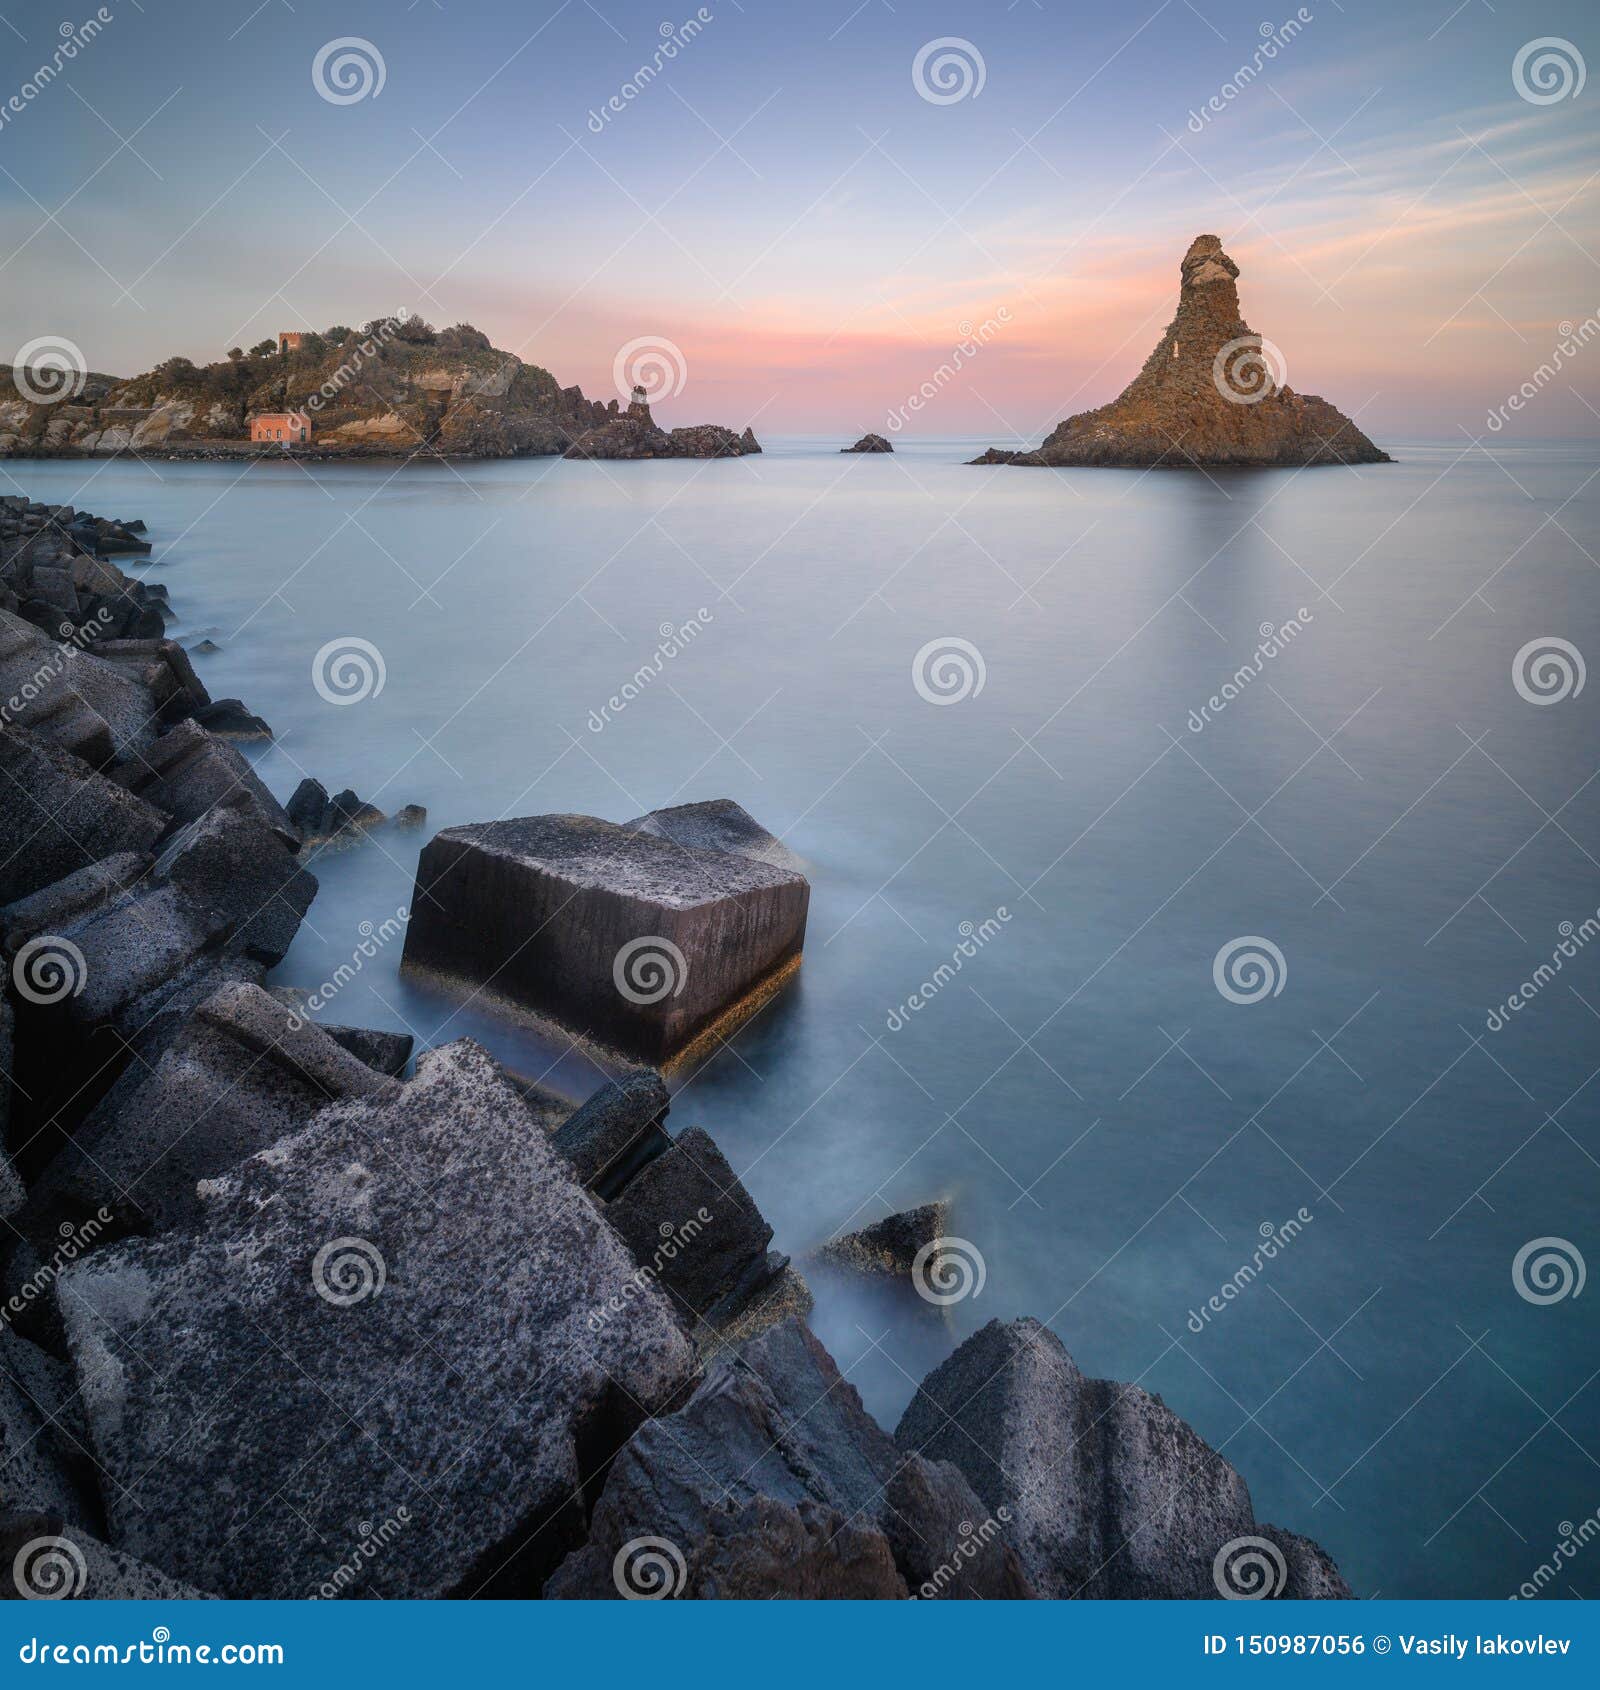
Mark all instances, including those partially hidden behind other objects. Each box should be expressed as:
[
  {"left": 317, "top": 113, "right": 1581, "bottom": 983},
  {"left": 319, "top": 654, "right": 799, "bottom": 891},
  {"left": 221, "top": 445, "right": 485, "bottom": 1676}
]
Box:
[{"left": 16, "top": 437, "right": 1598, "bottom": 1600}]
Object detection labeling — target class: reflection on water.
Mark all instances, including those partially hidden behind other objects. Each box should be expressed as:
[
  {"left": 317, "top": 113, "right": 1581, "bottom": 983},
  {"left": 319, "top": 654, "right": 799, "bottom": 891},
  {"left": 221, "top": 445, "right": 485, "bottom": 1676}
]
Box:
[{"left": 22, "top": 437, "right": 1599, "bottom": 1598}]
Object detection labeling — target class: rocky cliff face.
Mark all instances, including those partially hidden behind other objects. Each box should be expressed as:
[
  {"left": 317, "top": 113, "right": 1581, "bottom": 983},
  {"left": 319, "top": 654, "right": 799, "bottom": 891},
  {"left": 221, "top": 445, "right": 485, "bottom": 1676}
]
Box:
[
  {"left": 0, "top": 324, "right": 760, "bottom": 461},
  {"left": 973, "top": 236, "right": 1389, "bottom": 469}
]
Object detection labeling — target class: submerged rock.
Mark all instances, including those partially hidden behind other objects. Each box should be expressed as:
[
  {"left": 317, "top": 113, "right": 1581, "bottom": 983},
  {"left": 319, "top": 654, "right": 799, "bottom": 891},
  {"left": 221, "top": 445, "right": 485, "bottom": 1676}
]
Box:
[
  {"left": 401, "top": 812, "right": 808, "bottom": 1066},
  {"left": 59, "top": 1039, "right": 697, "bottom": 1598},
  {"left": 971, "top": 236, "right": 1389, "bottom": 469},
  {"left": 815, "top": 1201, "right": 950, "bottom": 1277}
]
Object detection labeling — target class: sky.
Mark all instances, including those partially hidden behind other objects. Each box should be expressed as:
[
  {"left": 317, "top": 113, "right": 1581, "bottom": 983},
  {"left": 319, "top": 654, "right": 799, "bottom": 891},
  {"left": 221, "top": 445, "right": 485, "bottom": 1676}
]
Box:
[{"left": 1, "top": 0, "right": 1596, "bottom": 439}]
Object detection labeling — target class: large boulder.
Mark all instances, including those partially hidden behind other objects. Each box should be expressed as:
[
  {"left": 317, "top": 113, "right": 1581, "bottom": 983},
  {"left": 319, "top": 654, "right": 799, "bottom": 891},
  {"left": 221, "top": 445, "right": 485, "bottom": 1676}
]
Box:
[
  {"left": 0, "top": 1333, "right": 94, "bottom": 1522},
  {"left": 114, "top": 717, "right": 297, "bottom": 848},
  {"left": 401, "top": 813, "right": 808, "bottom": 1066},
  {"left": 625, "top": 798, "right": 802, "bottom": 874},
  {"left": 59, "top": 1039, "right": 697, "bottom": 1598},
  {"left": 895, "top": 1317, "right": 1346, "bottom": 1598},
  {"left": 0, "top": 1514, "right": 212, "bottom": 1600},
  {"left": 602, "top": 1124, "right": 778, "bottom": 1322},
  {"left": 32, "top": 982, "right": 402, "bottom": 1231},
  {"left": 0, "top": 727, "right": 165, "bottom": 905},
  {"left": 547, "top": 1317, "right": 1028, "bottom": 1599},
  {"left": 0, "top": 609, "right": 160, "bottom": 764}
]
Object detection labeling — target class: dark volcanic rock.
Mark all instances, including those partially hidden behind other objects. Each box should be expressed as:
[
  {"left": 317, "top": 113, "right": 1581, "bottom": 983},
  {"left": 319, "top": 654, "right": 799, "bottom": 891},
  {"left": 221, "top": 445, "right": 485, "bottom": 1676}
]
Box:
[
  {"left": 0, "top": 1513, "right": 214, "bottom": 1599},
  {"left": 896, "top": 1316, "right": 1346, "bottom": 1598},
  {"left": 401, "top": 812, "right": 808, "bottom": 1066},
  {"left": 59, "top": 1039, "right": 697, "bottom": 1598},
  {"left": 116, "top": 717, "right": 298, "bottom": 849},
  {"left": 33, "top": 982, "right": 402, "bottom": 1230},
  {"left": 602, "top": 1125, "right": 776, "bottom": 1320},
  {"left": 0, "top": 727, "right": 166, "bottom": 905},
  {"left": 625, "top": 797, "right": 801, "bottom": 873},
  {"left": 0, "top": 609, "right": 160, "bottom": 764},
  {"left": 192, "top": 698, "right": 271, "bottom": 740},
  {"left": 681, "top": 1496, "right": 906, "bottom": 1599},
  {"left": 816, "top": 1201, "right": 950, "bottom": 1277},
  {"left": 1260, "top": 1524, "right": 1354, "bottom": 1599},
  {"left": 842, "top": 433, "right": 893, "bottom": 453},
  {"left": 286, "top": 778, "right": 389, "bottom": 849},
  {"left": 551, "top": 1070, "right": 671, "bottom": 1199},
  {"left": 547, "top": 1317, "right": 1025, "bottom": 1599},
  {"left": 563, "top": 388, "right": 761, "bottom": 460},
  {"left": 971, "top": 236, "right": 1390, "bottom": 469}
]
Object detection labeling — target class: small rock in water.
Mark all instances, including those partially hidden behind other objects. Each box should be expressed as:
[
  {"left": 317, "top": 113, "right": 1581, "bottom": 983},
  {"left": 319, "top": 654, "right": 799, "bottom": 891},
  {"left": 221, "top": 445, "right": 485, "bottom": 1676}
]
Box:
[
  {"left": 814, "top": 1200, "right": 951, "bottom": 1277},
  {"left": 841, "top": 433, "right": 893, "bottom": 453}
]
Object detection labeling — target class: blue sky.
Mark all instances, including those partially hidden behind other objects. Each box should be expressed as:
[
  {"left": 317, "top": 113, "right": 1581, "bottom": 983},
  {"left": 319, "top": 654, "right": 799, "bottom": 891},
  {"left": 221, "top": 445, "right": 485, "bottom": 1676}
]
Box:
[{"left": 2, "top": 0, "right": 1596, "bottom": 435}]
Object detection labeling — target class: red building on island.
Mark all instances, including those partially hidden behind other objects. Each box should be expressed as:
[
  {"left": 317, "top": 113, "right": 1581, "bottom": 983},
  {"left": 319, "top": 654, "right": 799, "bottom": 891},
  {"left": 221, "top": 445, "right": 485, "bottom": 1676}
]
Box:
[{"left": 250, "top": 412, "right": 310, "bottom": 445}]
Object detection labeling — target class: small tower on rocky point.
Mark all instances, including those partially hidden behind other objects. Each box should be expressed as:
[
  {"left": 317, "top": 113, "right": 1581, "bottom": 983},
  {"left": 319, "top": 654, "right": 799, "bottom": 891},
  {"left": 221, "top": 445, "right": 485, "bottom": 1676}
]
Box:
[
  {"left": 277, "top": 332, "right": 306, "bottom": 356},
  {"left": 625, "top": 383, "right": 652, "bottom": 422}
]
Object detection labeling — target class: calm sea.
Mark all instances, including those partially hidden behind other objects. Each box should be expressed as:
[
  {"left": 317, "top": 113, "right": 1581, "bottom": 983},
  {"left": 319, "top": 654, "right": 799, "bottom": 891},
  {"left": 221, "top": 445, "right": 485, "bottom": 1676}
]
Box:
[{"left": 18, "top": 437, "right": 1599, "bottom": 1600}]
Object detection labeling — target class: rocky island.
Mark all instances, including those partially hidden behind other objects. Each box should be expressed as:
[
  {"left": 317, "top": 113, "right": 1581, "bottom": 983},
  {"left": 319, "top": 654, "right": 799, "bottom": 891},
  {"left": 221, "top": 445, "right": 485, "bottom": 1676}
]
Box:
[
  {"left": 972, "top": 235, "right": 1389, "bottom": 469},
  {"left": 842, "top": 433, "right": 893, "bottom": 454},
  {"left": 0, "top": 318, "right": 761, "bottom": 461}
]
